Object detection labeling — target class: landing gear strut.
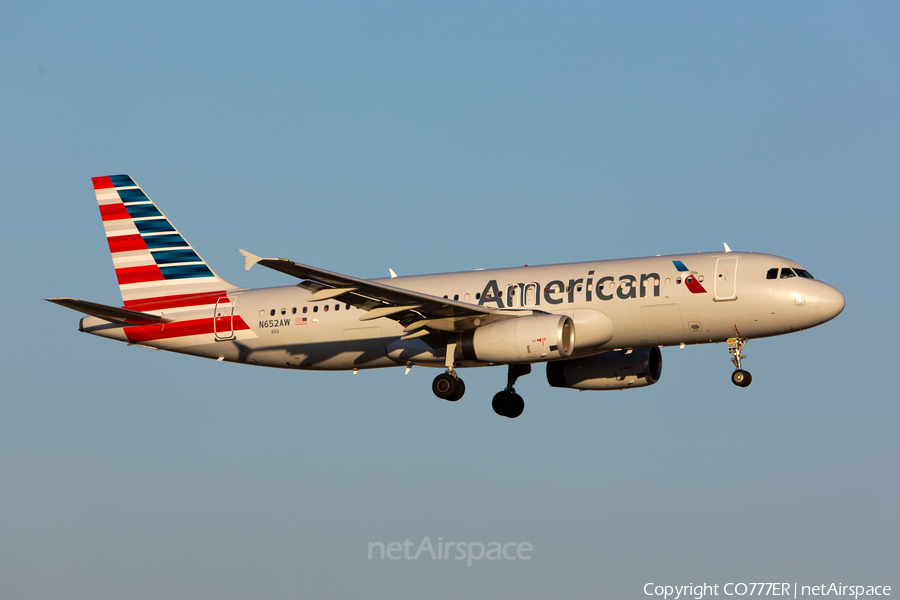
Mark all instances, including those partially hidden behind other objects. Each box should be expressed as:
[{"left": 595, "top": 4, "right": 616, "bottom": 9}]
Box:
[
  {"left": 432, "top": 335, "right": 466, "bottom": 402},
  {"left": 492, "top": 364, "right": 531, "bottom": 419},
  {"left": 727, "top": 337, "right": 752, "bottom": 387}
]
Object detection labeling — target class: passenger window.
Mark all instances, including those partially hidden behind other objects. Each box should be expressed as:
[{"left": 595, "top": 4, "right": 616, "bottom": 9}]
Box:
[
  {"left": 324, "top": 305, "right": 329, "bottom": 312},
  {"left": 281, "top": 308, "right": 286, "bottom": 315},
  {"left": 345, "top": 304, "right": 350, "bottom": 310},
  {"left": 313, "top": 305, "right": 318, "bottom": 313},
  {"left": 335, "top": 304, "right": 340, "bottom": 311},
  {"left": 454, "top": 294, "right": 459, "bottom": 300},
  {"left": 476, "top": 293, "right": 481, "bottom": 300},
  {"left": 303, "top": 306, "right": 308, "bottom": 314},
  {"left": 270, "top": 309, "right": 276, "bottom": 316},
  {"left": 767, "top": 268, "right": 778, "bottom": 279},
  {"left": 291, "top": 307, "right": 297, "bottom": 314},
  {"left": 780, "top": 268, "right": 796, "bottom": 279},
  {"left": 795, "top": 269, "right": 815, "bottom": 279}
]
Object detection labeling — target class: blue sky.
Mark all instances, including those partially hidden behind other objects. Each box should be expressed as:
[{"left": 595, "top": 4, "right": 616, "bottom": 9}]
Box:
[{"left": 2, "top": 2, "right": 898, "bottom": 598}]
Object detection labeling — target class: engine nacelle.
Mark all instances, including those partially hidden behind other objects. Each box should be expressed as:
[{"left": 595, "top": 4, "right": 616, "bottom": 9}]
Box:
[
  {"left": 458, "top": 314, "right": 575, "bottom": 364},
  {"left": 546, "top": 347, "right": 662, "bottom": 390}
]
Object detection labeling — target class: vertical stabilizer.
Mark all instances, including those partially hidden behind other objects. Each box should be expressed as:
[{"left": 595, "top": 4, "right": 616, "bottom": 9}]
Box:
[{"left": 92, "top": 175, "right": 239, "bottom": 306}]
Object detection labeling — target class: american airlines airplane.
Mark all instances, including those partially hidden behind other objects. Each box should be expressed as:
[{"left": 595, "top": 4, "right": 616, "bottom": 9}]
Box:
[{"left": 48, "top": 175, "right": 845, "bottom": 418}]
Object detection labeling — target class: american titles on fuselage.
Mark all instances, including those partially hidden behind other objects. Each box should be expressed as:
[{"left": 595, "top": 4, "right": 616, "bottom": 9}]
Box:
[
  {"left": 477, "top": 271, "right": 664, "bottom": 309},
  {"left": 251, "top": 272, "right": 670, "bottom": 324}
]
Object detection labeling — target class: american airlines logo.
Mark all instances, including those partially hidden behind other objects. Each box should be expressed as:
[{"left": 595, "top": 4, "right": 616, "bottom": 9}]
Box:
[{"left": 672, "top": 260, "right": 707, "bottom": 294}]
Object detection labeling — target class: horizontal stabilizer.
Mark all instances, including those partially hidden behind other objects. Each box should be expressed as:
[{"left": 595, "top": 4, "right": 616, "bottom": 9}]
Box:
[{"left": 46, "top": 297, "right": 175, "bottom": 324}]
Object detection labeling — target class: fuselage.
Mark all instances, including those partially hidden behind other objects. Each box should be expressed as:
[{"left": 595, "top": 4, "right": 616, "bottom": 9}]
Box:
[{"left": 81, "top": 251, "right": 845, "bottom": 371}]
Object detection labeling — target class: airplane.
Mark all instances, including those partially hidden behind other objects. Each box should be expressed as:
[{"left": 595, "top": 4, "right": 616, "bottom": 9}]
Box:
[{"left": 47, "top": 175, "right": 846, "bottom": 418}]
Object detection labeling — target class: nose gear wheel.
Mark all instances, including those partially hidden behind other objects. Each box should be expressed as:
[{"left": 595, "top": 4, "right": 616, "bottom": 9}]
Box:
[
  {"left": 727, "top": 337, "right": 752, "bottom": 387},
  {"left": 731, "top": 369, "right": 752, "bottom": 387}
]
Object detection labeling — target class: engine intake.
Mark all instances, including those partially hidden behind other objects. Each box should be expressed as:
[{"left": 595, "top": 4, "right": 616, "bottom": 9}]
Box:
[
  {"left": 458, "top": 314, "right": 575, "bottom": 364},
  {"left": 546, "top": 347, "right": 662, "bottom": 390}
]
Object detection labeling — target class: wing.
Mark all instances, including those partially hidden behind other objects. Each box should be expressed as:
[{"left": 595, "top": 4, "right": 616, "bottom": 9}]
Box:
[{"left": 239, "top": 250, "right": 528, "bottom": 337}]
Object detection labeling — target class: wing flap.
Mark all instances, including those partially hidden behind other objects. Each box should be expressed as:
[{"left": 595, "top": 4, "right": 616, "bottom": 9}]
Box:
[{"left": 307, "top": 287, "right": 359, "bottom": 302}]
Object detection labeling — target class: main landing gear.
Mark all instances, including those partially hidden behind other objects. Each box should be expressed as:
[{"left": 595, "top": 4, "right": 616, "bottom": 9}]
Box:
[
  {"left": 429, "top": 337, "right": 531, "bottom": 417},
  {"left": 432, "top": 371, "right": 465, "bottom": 402},
  {"left": 492, "top": 364, "right": 531, "bottom": 419},
  {"left": 727, "top": 337, "right": 752, "bottom": 387},
  {"left": 430, "top": 364, "right": 532, "bottom": 418},
  {"left": 432, "top": 336, "right": 466, "bottom": 401}
]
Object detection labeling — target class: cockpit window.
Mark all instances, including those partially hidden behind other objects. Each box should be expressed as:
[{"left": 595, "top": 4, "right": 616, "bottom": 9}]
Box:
[
  {"left": 794, "top": 268, "right": 815, "bottom": 279},
  {"left": 780, "top": 268, "right": 796, "bottom": 279},
  {"left": 766, "top": 268, "right": 778, "bottom": 280}
]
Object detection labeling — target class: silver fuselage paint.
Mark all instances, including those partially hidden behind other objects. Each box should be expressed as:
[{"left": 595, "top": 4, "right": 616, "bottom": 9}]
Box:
[{"left": 82, "top": 251, "right": 844, "bottom": 371}]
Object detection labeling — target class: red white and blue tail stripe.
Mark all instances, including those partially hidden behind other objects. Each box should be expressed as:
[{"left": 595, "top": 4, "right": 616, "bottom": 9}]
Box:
[{"left": 92, "top": 174, "right": 239, "bottom": 305}]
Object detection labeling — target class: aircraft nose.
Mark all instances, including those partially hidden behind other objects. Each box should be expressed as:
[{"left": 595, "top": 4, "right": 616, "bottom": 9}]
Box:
[{"left": 816, "top": 283, "right": 845, "bottom": 323}]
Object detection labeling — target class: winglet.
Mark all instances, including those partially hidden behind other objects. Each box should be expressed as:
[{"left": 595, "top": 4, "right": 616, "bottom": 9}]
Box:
[
  {"left": 723, "top": 242, "right": 732, "bottom": 253},
  {"left": 389, "top": 268, "right": 398, "bottom": 278},
  {"left": 239, "top": 249, "right": 263, "bottom": 271}
]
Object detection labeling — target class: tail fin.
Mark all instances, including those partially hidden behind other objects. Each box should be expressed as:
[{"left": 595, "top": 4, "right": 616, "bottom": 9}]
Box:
[{"left": 92, "top": 175, "right": 239, "bottom": 306}]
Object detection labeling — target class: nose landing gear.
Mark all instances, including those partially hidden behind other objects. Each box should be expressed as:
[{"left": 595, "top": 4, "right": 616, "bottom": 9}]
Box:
[
  {"left": 492, "top": 364, "right": 531, "bottom": 419},
  {"left": 727, "top": 337, "right": 752, "bottom": 387}
]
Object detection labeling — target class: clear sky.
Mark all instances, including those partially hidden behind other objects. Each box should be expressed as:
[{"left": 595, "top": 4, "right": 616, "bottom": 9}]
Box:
[{"left": 2, "top": 2, "right": 898, "bottom": 598}]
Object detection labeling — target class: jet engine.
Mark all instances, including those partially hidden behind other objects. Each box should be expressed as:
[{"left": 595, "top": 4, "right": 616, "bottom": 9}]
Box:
[
  {"left": 458, "top": 314, "right": 575, "bottom": 364},
  {"left": 546, "top": 347, "right": 662, "bottom": 390}
]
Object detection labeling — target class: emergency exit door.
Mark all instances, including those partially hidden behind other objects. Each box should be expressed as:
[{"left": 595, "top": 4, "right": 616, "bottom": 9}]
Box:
[{"left": 214, "top": 296, "right": 235, "bottom": 339}]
